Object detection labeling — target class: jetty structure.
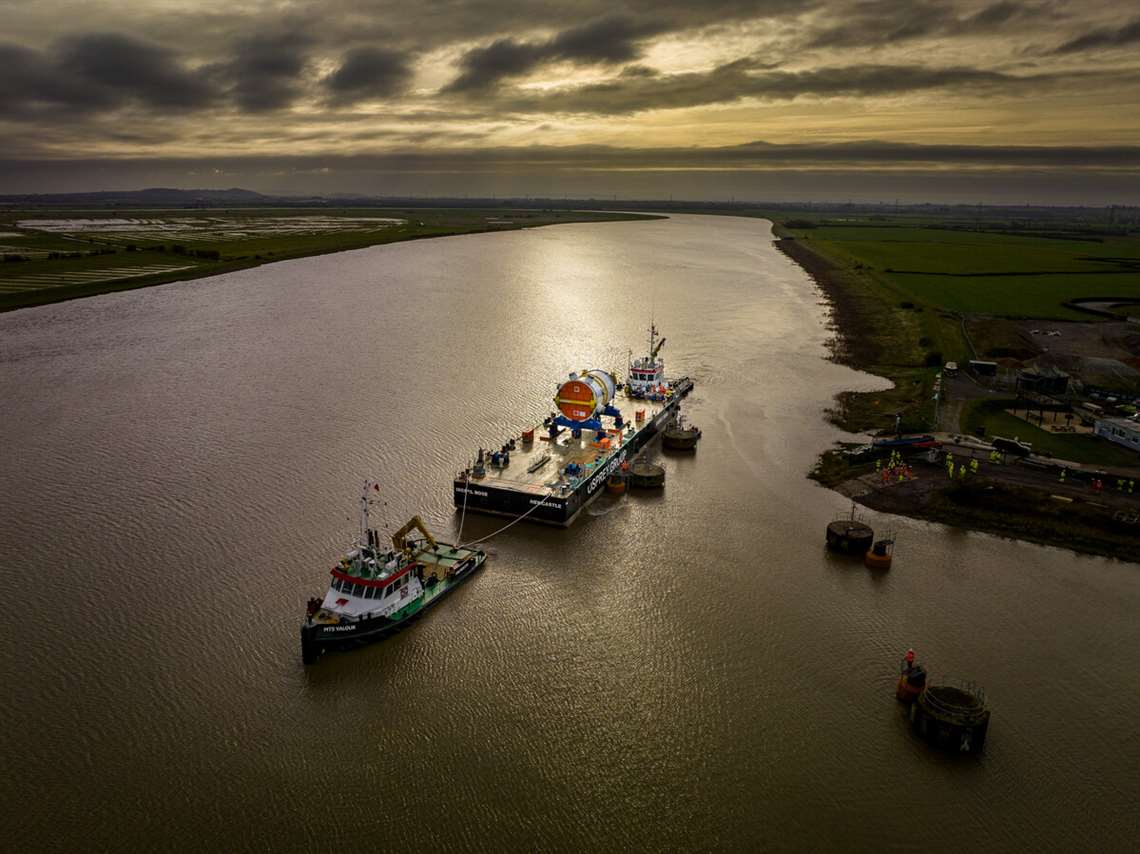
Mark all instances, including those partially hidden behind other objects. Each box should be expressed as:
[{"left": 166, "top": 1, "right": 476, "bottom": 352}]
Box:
[{"left": 453, "top": 324, "right": 693, "bottom": 526}]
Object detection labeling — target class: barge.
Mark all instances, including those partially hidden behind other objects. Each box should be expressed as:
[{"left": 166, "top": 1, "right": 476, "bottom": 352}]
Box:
[{"left": 453, "top": 325, "right": 693, "bottom": 526}]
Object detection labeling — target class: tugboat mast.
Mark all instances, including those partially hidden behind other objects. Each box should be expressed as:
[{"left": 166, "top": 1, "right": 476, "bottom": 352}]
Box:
[{"left": 360, "top": 479, "right": 376, "bottom": 554}]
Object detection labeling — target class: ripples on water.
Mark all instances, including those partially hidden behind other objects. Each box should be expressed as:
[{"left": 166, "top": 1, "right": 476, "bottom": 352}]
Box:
[{"left": 2, "top": 215, "right": 1136, "bottom": 851}]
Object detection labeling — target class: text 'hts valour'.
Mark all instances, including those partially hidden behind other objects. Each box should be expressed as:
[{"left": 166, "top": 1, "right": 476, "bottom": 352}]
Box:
[{"left": 453, "top": 323, "right": 693, "bottom": 526}]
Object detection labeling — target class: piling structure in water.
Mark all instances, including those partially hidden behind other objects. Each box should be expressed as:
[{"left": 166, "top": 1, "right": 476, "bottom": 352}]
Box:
[
  {"left": 909, "top": 683, "right": 991, "bottom": 754},
  {"left": 826, "top": 520, "right": 874, "bottom": 554},
  {"left": 629, "top": 461, "right": 666, "bottom": 488}
]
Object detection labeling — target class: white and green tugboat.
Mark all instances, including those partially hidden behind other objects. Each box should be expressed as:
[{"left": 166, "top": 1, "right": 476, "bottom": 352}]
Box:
[{"left": 301, "top": 482, "right": 486, "bottom": 664}]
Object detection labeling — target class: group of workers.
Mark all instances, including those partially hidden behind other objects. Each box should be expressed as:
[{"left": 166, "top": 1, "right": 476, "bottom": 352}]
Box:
[
  {"left": 874, "top": 451, "right": 915, "bottom": 484},
  {"left": 872, "top": 446, "right": 1137, "bottom": 496},
  {"left": 944, "top": 452, "right": 980, "bottom": 480}
]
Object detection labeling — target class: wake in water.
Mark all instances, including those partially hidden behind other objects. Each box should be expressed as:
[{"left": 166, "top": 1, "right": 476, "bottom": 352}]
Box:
[
  {"left": 587, "top": 496, "right": 629, "bottom": 516},
  {"left": 716, "top": 400, "right": 764, "bottom": 479}
]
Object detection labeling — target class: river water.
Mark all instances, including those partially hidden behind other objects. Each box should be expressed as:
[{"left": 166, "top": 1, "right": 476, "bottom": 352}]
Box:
[{"left": 2, "top": 215, "right": 1136, "bottom": 852}]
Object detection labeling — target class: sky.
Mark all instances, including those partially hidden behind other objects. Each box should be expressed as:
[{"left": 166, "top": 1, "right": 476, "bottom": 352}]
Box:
[{"left": 1, "top": 0, "right": 1139, "bottom": 203}]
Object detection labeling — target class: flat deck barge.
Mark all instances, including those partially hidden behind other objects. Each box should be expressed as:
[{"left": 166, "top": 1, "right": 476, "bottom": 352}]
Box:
[{"left": 453, "top": 375, "right": 693, "bottom": 526}]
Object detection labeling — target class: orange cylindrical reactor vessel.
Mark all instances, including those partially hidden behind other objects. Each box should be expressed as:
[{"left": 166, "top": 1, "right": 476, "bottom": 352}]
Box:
[{"left": 555, "top": 370, "right": 615, "bottom": 422}]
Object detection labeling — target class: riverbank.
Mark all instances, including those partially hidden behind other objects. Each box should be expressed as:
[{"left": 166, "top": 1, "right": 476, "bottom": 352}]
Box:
[
  {"left": 825, "top": 452, "right": 1139, "bottom": 563},
  {"left": 776, "top": 227, "right": 1140, "bottom": 563},
  {"left": 774, "top": 234, "right": 940, "bottom": 434},
  {"left": 0, "top": 208, "right": 661, "bottom": 312}
]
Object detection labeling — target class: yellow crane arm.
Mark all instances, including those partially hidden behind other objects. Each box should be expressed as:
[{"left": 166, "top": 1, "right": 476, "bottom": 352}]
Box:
[{"left": 391, "top": 515, "right": 438, "bottom": 554}]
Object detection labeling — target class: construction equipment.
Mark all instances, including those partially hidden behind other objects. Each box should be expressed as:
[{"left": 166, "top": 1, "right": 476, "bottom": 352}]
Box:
[{"left": 391, "top": 516, "right": 438, "bottom": 556}]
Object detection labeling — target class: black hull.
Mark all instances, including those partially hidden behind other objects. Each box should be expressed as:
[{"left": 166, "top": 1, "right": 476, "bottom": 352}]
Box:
[
  {"left": 453, "top": 378, "right": 693, "bottom": 526},
  {"left": 301, "top": 553, "right": 485, "bottom": 664}
]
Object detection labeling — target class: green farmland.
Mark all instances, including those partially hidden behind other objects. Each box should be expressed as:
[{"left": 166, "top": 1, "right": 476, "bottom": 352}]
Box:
[{"left": 780, "top": 222, "right": 1140, "bottom": 320}]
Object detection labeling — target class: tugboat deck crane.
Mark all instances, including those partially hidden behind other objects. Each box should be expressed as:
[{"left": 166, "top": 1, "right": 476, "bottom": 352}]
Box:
[{"left": 392, "top": 515, "right": 438, "bottom": 555}]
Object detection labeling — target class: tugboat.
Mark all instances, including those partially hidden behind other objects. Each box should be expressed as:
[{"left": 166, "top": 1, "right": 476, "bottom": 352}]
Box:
[
  {"left": 662, "top": 412, "right": 702, "bottom": 450},
  {"left": 627, "top": 321, "right": 667, "bottom": 399},
  {"left": 301, "top": 481, "right": 486, "bottom": 664}
]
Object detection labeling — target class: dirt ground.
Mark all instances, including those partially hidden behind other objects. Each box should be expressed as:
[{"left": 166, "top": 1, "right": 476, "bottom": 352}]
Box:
[
  {"left": 966, "top": 315, "right": 1140, "bottom": 362},
  {"left": 1016, "top": 318, "right": 1140, "bottom": 361},
  {"left": 834, "top": 450, "right": 1140, "bottom": 562}
]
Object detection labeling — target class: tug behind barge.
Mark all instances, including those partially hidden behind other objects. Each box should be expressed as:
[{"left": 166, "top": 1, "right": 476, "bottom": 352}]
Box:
[
  {"left": 301, "top": 494, "right": 486, "bottom": 664},
  {"left": 453, "top": 326, "right": 693, "bottom": 526}
]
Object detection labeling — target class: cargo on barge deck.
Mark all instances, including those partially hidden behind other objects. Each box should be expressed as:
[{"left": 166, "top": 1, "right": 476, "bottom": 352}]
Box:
[{"left": 453, "top": 376, "right": 693, "bottom": 526}]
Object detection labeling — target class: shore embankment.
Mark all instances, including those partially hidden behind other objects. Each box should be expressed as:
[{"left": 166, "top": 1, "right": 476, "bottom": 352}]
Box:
[{"left": 776, "top": 230, "right": 1140, "bottom": 563}]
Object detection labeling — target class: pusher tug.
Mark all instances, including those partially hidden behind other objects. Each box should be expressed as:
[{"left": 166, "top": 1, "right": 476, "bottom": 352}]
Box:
[
  {"left": 301, "top": 481, "right": 485, "bottom": 664},
  {"left": 453, "top": 323, "right": 693, "bottom": 526}
]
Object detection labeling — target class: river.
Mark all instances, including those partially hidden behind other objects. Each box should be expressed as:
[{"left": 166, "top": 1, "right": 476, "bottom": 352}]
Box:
[{"left": 2, "top": 214, "right": 1136, "bottom": 851}]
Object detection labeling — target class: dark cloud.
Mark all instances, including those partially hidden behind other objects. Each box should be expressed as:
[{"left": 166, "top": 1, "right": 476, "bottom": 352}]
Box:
[
  {"left": 806, "top": 0, "right": 1045, "bottom": 49},
  {"left": 278, "top": 0, "right": 813, "bottom": 52},
  {"left": 211, "top": 32, "right": 313, "bottom": 112},
  {"left": 445, "top": 14, "right": 668, "bottom": 92},
  {"left": 0, "top": 34, "right": 214, "bottom": 116},
  {"left": 1050, "top": 17, "right": 1140, "bottom": 53},
  {"left": 807, "top": 1, "right": 956, "bottom": 48},
  {"left": 0, "top": 43, "right": 93, "bottom": 114},
  {"left": 56, "top": 33, "right": 215, "bottom": 109},
  {"left": 445, "top": 39, "right": 545, "bottom": 93},
  {"left": 491, "top": 61, "right": 1033, "bottom": 115},
  {"left": 965, "top": 1, "right": 1026, "bottom": 28},
  {"left": 548, "top": 14, "right": 666, "bottom": 63},
  {"left": 324, "top": 47, "right": 414, "bottom": 102},
  {"left": 620, "top": 64, "right": 660, "bottom": 78},
  {"left": 0, "top": 28, "right": 316, "bottom": 118}
]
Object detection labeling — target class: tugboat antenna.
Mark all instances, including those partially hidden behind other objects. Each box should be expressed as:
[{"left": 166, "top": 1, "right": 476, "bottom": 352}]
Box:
[{"left": 360, "top": 479, "right": 377, "bottom": 551}]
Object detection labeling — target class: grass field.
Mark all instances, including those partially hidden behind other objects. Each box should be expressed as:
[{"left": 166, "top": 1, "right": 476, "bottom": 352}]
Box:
[
  {"left": 780, "top": 222, "right": 1140, "bottom": 320},
  {"left": 837, "top": 227, "right": 1140, "bottom": 318},
  {"left": 0, "top": 207, "right": 659, "bottom": 311}
]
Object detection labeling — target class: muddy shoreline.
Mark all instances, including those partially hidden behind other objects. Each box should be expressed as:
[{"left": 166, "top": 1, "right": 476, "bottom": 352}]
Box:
[{"left": 775, "top": 236, "right": 878, "bottom": 367}]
